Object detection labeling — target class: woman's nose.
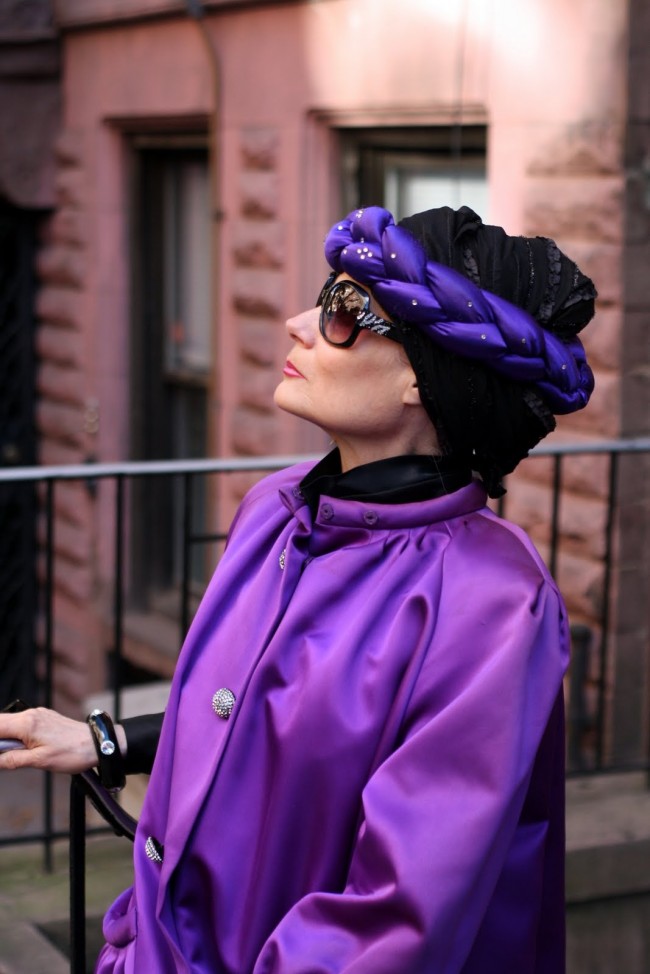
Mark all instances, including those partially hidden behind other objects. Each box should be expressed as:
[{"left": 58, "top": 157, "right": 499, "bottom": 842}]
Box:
[{"left": 285, "top": 307, "right": 319, "bottom": 346}]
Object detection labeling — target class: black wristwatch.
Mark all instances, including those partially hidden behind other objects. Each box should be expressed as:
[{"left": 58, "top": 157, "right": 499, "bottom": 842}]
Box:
[{"left": 86, "top": 709, "right": 126, "bottom": 793}]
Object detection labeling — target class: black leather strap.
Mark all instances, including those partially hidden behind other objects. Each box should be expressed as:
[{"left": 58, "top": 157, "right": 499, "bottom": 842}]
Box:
[{"left": 86, "top": 709, "right": 126, "bottom": 793}]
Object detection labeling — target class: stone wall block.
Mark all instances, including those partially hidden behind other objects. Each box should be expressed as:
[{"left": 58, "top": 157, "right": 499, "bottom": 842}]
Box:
[
  {"left": 38, "top": 438, "right": 82, "bottom": 466},
  {"left": 555, "top": 550, "right": 605, "bottom": 620},
  {"left": 51, "top": 481, "right": 93, "bottom": 531},
  {"left": 501, "top": 479, "right": 553, "bottom": 545},
  {"left": 514, "top": 450, "right": 612, "bottom": 500},
  {"left": 239, "top": 360, "right": 279, "bottom": 411},
  {"left": 583, "top": 306, "right": 621, "bottom": 371},
  {"left": 36, "top": 284, "right": 83, "bottom": 329},
  {"left": 233, "top": 268, "right": 284, "bottom": 317},
  {"left": 56, "top": 520, "right": 92, "bottom": 568},
  {"left": 36, "top": 399, "right": 85, "bottom": 448},
  {"left": 558, "top": 493, "right": 608, "bottom": 560},
  {"left": 232, "top": 220, "right": 285, "bottom": 269},
  {"left": 239, "top": 171, "right": 280, "bottom": 220},
  {"left": 227, "top": 470, "right": 269, "bottom": 507},
  {"left": 240, "top": 127, "right": 279, "bottom": 171},
  {"left": 557, "top": 370, "right": 620, "bottom": 438},
  {"left": 37, "top": 244, "right": 86, "bottom": 288},
  {"left": 55, "top": 167, "right": 85, "bottom": 210},
  {"left": 505, "top": 479, "right": 607, "bottom": 560},
  {"left": 36, "top": 549, "right": 92, "bottom": 603},
  {"left": 53, "top": 559, "right": 93, "bottom": 603},
  {"left": 239, "top": 317, "right": 279, "bottom": 367},
  {"left": 527, "top": 121, "right": 623, "bottom": 177},
  {"left": 37, "top": 362, "right": 84, "bottom": 407},
  {"left": 55, "top": 129, "right": 85, "bottom": 167},
  {"left": 524, "top": 176, "right": 624, "bottom": 245},
  {"left": 36, "top": 511, "right": 90, "bottom": 568},
  {"left": 557, "top": 451, "right": 611, "bottom": 499},
  {"left": 563, "top": 243, "right": 621, "bottom": 307},
  {"left": 231, "top": 405, "right": 278, "bottom": 455},
  {"left": 36, "top": 322, "right": 82, "bottom": 367},
  {"left": 49, "top": 208, "right": 87, "bottom": 248}
]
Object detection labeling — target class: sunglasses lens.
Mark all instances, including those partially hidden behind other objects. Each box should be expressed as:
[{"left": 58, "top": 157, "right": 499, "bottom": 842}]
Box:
[{"left": 322, "top": 284, "right": 366, "bottom": 345}]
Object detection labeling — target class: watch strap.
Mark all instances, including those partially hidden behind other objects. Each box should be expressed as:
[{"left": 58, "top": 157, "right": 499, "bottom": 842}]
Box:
[{"left": 86, "top": 709, "right": 126, "bottom": 793}]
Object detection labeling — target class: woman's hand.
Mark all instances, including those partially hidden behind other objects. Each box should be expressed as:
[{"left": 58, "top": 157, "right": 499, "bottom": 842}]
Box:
[{"left": 0, "top": 707, "right": 99, "bottom": 774}]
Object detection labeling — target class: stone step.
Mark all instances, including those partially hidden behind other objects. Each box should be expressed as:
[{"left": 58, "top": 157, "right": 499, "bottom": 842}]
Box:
[{"left": 0, "top": 903, "right": 68, "bottom": 974}]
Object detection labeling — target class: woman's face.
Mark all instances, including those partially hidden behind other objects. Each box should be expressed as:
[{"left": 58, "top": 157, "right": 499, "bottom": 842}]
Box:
[{"left": 274, "top": 276, "right": 437, "bottom": 468}]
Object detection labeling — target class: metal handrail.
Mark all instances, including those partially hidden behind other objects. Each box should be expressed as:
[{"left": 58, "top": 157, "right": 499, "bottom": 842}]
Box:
[{"left": 0, "top": 437, "right": 649, "bottom": 483}]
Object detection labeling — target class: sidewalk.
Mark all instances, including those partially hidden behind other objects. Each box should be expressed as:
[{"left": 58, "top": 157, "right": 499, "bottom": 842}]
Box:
[{"left": 0, "top": 834, "right": 134, "bottom": 974}]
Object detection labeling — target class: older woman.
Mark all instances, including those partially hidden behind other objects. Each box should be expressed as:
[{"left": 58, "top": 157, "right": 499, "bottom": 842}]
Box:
[{"left": 0, "top": 204, "right": 596, "bottom": 973}]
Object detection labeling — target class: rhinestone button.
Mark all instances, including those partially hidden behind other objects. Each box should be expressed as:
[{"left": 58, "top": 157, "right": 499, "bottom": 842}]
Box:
[
  {"left": 278, "top": 548, "right": 286, "bottom": 570},
  {"left": 212, "top": 687, "right": 236, "bottom": 719},
  {"left": 363, "top": 510, "right": 378, "bottom": 525},
  {"left": 320, "top": 503, "right": 334, "bottom": 520},
  {"left": 145, "top": 836, "right": 164, "bottom": 864}
]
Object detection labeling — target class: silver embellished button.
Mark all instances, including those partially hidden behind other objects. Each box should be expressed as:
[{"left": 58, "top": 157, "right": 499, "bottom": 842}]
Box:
[
  {"left": 145, "top": 836, "right": 164, "bottom": 864},
  {"left": 363, "top": 510, "right": 378, "bottom": 525},
  {"left": 279, "top": 548, "right": 286, "bottom": 570},
  {"left": 212, "top": 687, "right": 236, "bottom": 719}
]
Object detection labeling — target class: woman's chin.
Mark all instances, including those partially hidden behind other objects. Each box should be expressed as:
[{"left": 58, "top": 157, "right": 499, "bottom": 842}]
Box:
[{"left": 274, "top": 380, "right": 306, "bottom": 419}]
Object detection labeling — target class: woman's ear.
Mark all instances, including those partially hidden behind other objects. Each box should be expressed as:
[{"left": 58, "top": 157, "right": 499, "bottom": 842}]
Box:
[{"left": 402, "top": 373, "right": 422, "bottom": 407}]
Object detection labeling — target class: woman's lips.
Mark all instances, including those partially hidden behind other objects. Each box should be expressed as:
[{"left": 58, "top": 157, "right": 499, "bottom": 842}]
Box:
[{"left": 283, "top": 360, "right": 305, "bottom": 378}]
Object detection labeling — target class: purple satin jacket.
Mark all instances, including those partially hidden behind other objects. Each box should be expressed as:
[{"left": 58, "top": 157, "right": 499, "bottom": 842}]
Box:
[{"left": 96, "top": 464, "right": 568, "bottom": 974}]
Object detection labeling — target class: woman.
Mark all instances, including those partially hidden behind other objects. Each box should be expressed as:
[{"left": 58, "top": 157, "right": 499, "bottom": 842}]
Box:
[{"left": 0, "top": 204, "right": 596, "bottom": 973}]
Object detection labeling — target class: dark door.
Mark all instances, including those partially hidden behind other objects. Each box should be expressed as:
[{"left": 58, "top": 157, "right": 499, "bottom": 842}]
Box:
[{"left": 0, "top": 203, "right": 40, "bottom": 706}]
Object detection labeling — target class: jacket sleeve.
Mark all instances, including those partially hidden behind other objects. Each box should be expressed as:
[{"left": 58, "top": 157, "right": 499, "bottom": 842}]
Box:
[
  {"left": 121, "top": 713, "right": 165, "bottom": 775},
  {"left": 252, "top": 569, "right": 569, "bottom": 974}
]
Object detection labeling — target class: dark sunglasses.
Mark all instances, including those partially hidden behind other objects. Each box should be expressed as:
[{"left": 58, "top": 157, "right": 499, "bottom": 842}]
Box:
[{"left": 316, "top": 274, "right": 402, "bottom": 348}]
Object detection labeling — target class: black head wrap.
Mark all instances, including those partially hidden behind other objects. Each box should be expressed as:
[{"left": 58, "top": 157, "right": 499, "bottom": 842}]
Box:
[{"left": 396, "top": 206, "right": 597, "bottom": 496}]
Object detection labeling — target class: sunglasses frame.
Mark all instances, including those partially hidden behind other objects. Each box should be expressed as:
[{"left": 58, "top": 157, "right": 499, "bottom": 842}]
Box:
[{"left": 316, "top": 275, "right": 403, "bottom": 348}]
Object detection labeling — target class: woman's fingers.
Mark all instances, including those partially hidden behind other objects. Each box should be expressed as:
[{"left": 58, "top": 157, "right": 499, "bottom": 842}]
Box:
[{"left": 0, "top": 708, "right": 98, "bottom": 774}]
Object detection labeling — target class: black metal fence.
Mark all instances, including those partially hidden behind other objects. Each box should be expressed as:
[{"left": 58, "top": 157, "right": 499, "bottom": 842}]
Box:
[{"left": 1, "top": 439, "right": 649, "bottom": 867}]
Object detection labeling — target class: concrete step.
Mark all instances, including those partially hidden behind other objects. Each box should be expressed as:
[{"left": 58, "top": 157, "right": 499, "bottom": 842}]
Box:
[
  {"left": 0, "top": 905, "right": 68, "bottom": 974},
  {"left": 0, "top": 836, "right": 134, "bottom": 974}
]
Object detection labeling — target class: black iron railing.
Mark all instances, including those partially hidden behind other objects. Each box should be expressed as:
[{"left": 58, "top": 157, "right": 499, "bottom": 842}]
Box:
[{"left": 0, "top": 439, "right": 649, "bottom": 869}]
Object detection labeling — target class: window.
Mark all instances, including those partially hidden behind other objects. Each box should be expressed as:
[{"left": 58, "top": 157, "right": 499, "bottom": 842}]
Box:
[
  {"left": 130, "top": 140, "right": 212, "bottom": 614},
  {"left": 339, "top": 126, "right": 487, "bottom": 221}
]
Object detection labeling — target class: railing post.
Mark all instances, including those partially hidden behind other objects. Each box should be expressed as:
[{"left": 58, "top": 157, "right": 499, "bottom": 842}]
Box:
[
  {"left": 596, "top": 451, "right": 618, "bottom": 768},
  {"left": 113, "top": 474, "right": 125, "bottom": 723},
  {"left": 549, "top": 453, "right": 562, "bottom": 580},
  {"left": 69, "top": 776, "right": 87, "bottom": 974},
  {"left": 181, "top": 471, "right": 192, "bottom": 640},
  {"left": 43, "top": 479, "right": 55, "bottom": 873}
]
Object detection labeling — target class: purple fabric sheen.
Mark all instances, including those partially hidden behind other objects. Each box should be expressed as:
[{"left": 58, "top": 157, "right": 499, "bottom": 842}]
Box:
[
  {"left": 96, "top": 462, "right": 568, "bottom": 974},
  {"left": 324, "top": 207, "right": 594, "bottom": 415}
]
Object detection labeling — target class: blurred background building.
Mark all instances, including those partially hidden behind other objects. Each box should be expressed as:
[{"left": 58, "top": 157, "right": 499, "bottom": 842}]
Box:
[{"left": 0, "top": 0, "right": 649, "bottom": 968}]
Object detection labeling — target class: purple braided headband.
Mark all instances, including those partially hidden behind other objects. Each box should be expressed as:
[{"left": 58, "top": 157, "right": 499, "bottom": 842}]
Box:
[{"left": 324, "top": 207, "right": 594, "bottom": 415}]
